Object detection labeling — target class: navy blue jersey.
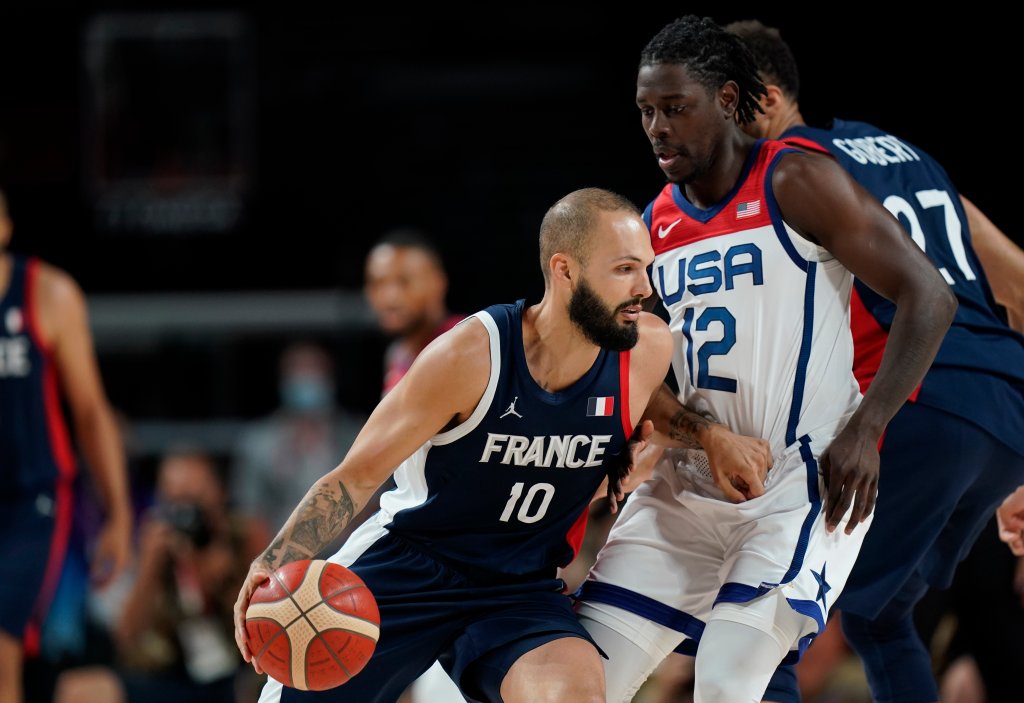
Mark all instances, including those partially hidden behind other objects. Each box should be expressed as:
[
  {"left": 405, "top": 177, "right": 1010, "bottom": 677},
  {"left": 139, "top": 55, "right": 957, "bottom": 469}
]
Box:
[
  {"left": 378, "top": 299, "right": 633, "bottom": 580},
  {"left": 784, "top": 121, "right": 1024, "bottom": 455},
  {"left": 0, "top": 255, "right": 76, "bottom": 490}
]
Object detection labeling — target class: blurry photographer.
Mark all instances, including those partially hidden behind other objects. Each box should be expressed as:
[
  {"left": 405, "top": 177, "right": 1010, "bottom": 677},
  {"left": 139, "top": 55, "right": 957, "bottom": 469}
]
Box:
[{"left": 114, "top": 447, "right": 261, "bottom": 703}]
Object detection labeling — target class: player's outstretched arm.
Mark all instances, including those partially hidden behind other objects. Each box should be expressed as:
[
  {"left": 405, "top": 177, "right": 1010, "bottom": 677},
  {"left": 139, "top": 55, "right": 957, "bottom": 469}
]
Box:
[
  {"left": 773, "top": 152, "right": 957, "bottom": 534},
  {"left": 233, "top": 318, "right": 490, "bottom": 668},
  {"left": 42, "top": 264, "right": 133, "bottom": 587},
  {"left": 961, "top": 195, "right": 1024, "bottom": 333}
]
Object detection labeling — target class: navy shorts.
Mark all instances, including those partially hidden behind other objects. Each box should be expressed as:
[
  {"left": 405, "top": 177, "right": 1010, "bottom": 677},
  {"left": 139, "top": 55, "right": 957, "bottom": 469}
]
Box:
[
  {"left": 837, "top": 401, "right": 1024, "bottom": 619},
  {"left": 0, "top": 487, "right": 62, "bottom": 640},
  {"left": 276, "top": 529, "right": 599, "bottom": 703}
]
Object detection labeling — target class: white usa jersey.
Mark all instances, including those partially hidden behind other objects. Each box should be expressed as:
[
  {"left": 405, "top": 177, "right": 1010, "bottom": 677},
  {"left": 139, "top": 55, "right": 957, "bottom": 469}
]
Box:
[{"left": 646, "top": 139, "right": 861, "bottom": 453}]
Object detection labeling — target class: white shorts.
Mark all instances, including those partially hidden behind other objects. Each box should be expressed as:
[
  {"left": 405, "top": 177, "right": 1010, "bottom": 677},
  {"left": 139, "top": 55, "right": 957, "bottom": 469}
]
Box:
[{"left": 576, "top": 432, "right": 870, "bottom": 660}]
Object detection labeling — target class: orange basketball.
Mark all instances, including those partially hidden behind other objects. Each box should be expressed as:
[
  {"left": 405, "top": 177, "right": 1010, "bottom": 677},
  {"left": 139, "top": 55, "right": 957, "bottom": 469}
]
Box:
[{"left": 245, "top": 559, "right": 380, "bottom": 691}]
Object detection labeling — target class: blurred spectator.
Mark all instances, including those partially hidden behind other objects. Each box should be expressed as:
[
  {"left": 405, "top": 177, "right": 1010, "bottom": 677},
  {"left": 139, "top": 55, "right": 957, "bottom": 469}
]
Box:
[
  {"left": 1, "top": 187, "right": 133, "bottom": 703},
  {"left": 364, "top": 228, "right": 464, "bottom": 397},
  {"left": 114, "top": 447, "right": 261, "bottom": 703},
  {"left": 229, "top": 341, "right": 363, "bottom": 538}
]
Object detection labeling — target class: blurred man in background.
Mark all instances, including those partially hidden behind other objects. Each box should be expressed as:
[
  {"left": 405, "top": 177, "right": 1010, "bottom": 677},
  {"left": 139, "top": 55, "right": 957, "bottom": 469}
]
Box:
[
  {"left": 364, "top": 228, "right": 464, "bottom": 397},
  {"left": 0, "top": 187, "right": 134, "bottom": 703}
]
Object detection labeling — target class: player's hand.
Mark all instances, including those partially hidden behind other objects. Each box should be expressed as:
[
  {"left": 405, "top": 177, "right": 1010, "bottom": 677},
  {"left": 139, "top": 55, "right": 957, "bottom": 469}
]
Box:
[
  {"left": 234, "top": 558, "right": 274, "bottom": 673},
  {"left": 606, "top": 420, "right": 655, "bottom": 513},
  {"left": 821, "top": 425, "right": 879, "bottom": 534},
  {"left": 703, "top": 424, "right": 773, "bottom": 503},
  {"left": 996, "top": 486, "right": 1024, "bottom": 556},
  {"left": 90, "top": 512, "right": 133, "bottom": 587}
]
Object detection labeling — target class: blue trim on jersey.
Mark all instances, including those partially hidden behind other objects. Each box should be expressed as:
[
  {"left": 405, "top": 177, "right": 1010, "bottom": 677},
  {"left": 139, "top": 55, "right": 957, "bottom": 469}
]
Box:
[
  {"left": 670, "top": 140, "right": 766, "bottom": 223},
  {"left": 784, "top": 437, "right": 822, "bottom": 582},
  {"left": 786, "top": 267, "right": 817, "bottom": 447},
  {"left": 575, "top": 581, "right": 705, "bottom": 641},
  {"left": 783, "top": 598, "right": 826, "bottom": 664},
  {"left": 763, "top": 150, "right": 810, "bottom": 272},
  {"left": 642, "top": 201, "right": 654, "bottom": 230},
  {"left": 715, "top": 582, "right": 772, "bottom": 606},
  {"left": 682, "top": 308, "right": 695, "bottom": 386}
]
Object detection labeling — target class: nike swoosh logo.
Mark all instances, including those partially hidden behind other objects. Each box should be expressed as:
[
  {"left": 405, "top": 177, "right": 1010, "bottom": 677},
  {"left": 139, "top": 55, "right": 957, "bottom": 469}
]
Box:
[{"left": 658, "top": 218, "right": 682, "bottom": 239}]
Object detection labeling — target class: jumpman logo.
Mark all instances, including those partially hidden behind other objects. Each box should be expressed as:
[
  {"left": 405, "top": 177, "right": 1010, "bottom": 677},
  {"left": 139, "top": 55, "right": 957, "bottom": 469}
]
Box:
[{"left": 500, "top": 397, "right": 523, "bottom": 419}]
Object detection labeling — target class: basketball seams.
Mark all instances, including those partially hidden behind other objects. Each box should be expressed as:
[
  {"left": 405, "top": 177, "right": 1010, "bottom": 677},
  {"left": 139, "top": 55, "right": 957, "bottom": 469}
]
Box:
[{"left": 246, "top": 559, "right": 379, "bottom": 691}]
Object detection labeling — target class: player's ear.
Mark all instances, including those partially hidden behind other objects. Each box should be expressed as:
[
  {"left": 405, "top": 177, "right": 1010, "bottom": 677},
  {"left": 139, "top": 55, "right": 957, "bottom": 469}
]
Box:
[
  {"left": 762, "top": 85, "right": 785, "bottom": 117},
  {"left": 719, "top": 80, "right": 740, "bottom": 118},
  {"left": 549, "top": 253, "right": 572, "bottom": 287}
]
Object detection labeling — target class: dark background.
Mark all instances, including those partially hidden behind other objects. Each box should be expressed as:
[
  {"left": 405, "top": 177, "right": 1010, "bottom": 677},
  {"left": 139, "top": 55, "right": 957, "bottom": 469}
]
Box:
[{"left": 1, "top": 4, "right": 1016, "bottom": 424}]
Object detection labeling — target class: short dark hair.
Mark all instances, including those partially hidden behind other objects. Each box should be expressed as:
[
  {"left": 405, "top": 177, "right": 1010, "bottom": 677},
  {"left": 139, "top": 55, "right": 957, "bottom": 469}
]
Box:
[
  {"left": 371, "top": 227, "right": 444, "bottom": 271},
  {"left": 724, "top": 20, "right": 800, "bottom": 100},
  {"left": 640, "top": 15, "right": 766, "bottom": 125},
  {"left": 539, "top": 188, "right": 641, "bottom": 282}
]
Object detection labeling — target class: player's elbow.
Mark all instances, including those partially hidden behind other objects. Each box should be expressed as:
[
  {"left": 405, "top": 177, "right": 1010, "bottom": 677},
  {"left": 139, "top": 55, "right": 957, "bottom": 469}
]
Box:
[{"left": 934, "top": 281, "right": 958, "bottom": 326}]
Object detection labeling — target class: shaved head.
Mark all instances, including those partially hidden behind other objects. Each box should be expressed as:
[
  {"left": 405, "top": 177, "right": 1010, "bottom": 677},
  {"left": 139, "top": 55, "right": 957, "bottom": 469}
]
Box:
[{"left": 539, "top": 188, "right": 642, "bottom": 282}]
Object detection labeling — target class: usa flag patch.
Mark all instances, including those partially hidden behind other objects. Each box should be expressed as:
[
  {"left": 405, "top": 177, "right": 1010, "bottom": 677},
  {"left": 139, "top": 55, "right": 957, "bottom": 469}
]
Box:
[
  {"left": 736, "top": 200, "right": 761, "bottom": 218},
  {"left": 587, "top": 396, "right": 614, "bottom": 417}
]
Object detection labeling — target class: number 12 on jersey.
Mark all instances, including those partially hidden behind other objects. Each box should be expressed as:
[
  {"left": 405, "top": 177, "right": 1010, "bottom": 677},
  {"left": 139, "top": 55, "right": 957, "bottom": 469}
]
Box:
[{"left": 682, "top": 306, "right": 737, "bottom": 392}]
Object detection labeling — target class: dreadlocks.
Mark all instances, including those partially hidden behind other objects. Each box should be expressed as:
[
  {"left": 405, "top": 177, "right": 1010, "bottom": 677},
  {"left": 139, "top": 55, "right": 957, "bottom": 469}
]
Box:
[{"left": 639, "top": 15, "right": 766, "bottom": 125}]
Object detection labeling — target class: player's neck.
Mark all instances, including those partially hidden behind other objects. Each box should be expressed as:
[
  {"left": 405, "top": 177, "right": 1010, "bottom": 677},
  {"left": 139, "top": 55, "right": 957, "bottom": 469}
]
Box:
[
  {"left": 522, "top": 299, "right": 600, "bottom": 394},
  {"left": 685, "top": 131, "right": 757, "bottom": 209},
  {"left": 771, "top": 101, "right": 806, "bottom": 139}
]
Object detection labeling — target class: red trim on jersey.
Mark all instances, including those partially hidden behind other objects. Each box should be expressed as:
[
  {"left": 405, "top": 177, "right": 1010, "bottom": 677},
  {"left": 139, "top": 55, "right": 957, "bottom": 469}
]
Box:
[
  {"left": 619, "top": 350, "right": 632, "bottom": 440},
  {"left": 851, "top": 287, "right": 920, "bottom": 402},
  {"left": 782, "top": 135, "right": 833, "bottom": 157},
  {"left": 23, "top": 478, "right": 74, "bottom": 657},
  {"left": 564, "top": 504, "right": 590, "bottom": 561},
  {"left": 23, "top": 258, "right": 49, "bottom": 353},
  {"left": 25, "top": 258, "right": 78, "bottom": 478}
]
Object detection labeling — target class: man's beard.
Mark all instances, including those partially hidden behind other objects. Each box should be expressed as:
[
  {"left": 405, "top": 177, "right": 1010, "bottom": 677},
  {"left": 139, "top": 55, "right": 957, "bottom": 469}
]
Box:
[{"left": 568, "top": 277, "right": 640, "bottom": 351}]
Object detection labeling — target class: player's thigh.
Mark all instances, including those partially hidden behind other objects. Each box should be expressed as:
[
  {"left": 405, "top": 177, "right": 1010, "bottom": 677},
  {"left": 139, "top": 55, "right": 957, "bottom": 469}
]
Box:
[
  {"left": 499, "top": 635, "right": 604, "bottom": 703},
  {"left": 576, "top": 601, "right": 687, "bottom": 703},
  {"left": 449, "top": 586, "right": 599, "bottom": 703}
]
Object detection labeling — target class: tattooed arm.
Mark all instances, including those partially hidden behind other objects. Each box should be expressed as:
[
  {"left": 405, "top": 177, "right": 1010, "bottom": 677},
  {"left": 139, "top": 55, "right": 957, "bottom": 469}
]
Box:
[
  {"left": 233, "top": 318, "right": 492, "bottom": 668},
  {"left": 641, "top": 382, "right": 774, "bottom": 502}
]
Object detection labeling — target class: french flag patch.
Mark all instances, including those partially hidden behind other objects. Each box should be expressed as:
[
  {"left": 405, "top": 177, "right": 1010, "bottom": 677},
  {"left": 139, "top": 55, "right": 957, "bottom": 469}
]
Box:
[{"left": 587, "top": 396, "right": 614, "bottom": 417}]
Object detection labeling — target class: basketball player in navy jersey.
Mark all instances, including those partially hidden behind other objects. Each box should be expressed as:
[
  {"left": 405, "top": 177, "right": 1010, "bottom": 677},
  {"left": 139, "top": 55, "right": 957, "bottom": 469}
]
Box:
[
  {"left": 727, "top": 20, "right": 1024, "bottom": 703},
  {"left": 572, "top": 16, "right": 957, "bottom": 703},
  {"left": 233, "top": 188, "right": 769, "bottom": 703},
  {"left": 0, "top": 188, "right": 133, "bottom": 703}
]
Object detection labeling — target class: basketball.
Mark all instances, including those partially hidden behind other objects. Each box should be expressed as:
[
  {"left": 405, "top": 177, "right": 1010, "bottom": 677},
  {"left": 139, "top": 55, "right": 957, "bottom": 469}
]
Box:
[{"left": 244, "top": 559, "right": 380, "bottom": 691}]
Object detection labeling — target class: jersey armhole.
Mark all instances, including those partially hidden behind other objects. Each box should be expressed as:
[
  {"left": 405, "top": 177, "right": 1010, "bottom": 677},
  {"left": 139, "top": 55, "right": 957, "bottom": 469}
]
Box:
[{"left": 431, "top": 312, "right": 501, "bottom": 446}]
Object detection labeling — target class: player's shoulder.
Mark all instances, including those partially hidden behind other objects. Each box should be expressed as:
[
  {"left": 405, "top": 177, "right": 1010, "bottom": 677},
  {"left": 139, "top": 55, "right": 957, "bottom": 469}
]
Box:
[
  {"left": 634, "top": 312, "right": 673, "bottom": 358},
  {"left": 31, "top": 258, "right": 86, "bottom": 314}
]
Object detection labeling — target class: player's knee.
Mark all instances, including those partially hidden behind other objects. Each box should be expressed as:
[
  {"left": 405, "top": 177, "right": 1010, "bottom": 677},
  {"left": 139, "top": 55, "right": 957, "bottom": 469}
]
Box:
[{"left": 694, "top": 674, "right": 752, "bottom": 703}]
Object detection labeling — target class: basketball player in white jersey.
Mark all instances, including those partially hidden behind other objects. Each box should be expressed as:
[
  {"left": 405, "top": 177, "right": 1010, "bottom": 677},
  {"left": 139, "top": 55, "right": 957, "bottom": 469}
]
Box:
[{"left": 572, "top": 16, "right": 957, "bottom": 703}]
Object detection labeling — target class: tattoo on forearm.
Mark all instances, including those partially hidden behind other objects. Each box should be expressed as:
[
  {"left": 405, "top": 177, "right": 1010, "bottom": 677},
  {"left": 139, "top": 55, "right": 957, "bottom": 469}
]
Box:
[
  {"left": 262, "top": 480, "right": 356, "bottom": 567},
  {"left": 668, "top": 408, "right": 714, "bottom": 449}
]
